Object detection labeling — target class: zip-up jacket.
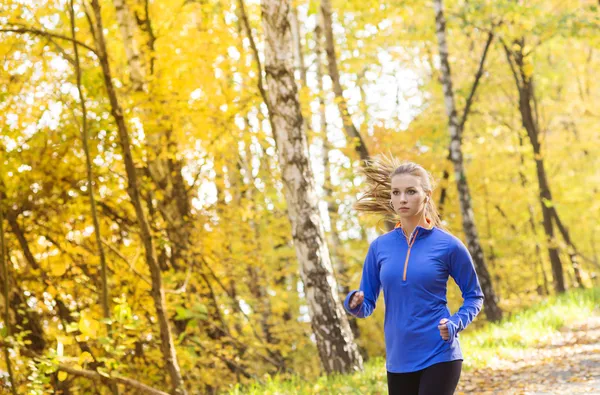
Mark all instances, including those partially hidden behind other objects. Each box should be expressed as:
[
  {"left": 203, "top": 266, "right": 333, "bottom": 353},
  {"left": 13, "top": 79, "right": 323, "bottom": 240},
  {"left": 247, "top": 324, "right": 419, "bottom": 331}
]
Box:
[{"left": 343, "top": 225, "right": 484, "bottom": 373}]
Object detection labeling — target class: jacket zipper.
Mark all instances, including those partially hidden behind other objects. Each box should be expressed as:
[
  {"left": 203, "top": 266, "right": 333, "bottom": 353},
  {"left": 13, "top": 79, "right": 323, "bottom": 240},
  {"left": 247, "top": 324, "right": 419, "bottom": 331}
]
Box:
[{"left": 402, "top": 229, "right": 419, "bottom": 281}]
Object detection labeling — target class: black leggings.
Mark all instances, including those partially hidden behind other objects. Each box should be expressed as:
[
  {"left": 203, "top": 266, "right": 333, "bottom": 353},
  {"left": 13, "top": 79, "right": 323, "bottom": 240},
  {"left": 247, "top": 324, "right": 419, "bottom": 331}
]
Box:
[{"left": 387, "top": 360, "right": 462, "bottom": 395}]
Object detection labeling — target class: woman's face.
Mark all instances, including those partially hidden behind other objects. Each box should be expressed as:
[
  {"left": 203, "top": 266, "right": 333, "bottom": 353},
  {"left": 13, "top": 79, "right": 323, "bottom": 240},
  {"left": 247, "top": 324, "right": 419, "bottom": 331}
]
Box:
[{"left": 390, "top": 173, "right": 429, "bottom": 219}]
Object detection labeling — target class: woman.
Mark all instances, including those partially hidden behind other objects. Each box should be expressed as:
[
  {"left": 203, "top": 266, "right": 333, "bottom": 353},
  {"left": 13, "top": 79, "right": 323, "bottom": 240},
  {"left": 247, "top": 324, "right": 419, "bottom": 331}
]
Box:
[{"left": 344, "top": 159, "right": 484, "bottom": 395}]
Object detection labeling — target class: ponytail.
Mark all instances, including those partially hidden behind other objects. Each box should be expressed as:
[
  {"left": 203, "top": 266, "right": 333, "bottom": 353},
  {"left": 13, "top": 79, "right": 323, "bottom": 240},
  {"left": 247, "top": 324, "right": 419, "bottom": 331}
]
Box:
[{"left": 353, "top": 155, "right": 445, "bottom": 230}]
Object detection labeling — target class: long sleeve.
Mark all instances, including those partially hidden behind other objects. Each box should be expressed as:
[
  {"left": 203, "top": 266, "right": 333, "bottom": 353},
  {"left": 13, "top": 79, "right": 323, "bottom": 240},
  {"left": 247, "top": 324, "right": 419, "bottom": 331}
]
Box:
[
  {"left": 445, "top": 239, "right": 484, "bottom": 342},
  {"left": 343, "top": 239, "right": 381, "bottom": 318}
]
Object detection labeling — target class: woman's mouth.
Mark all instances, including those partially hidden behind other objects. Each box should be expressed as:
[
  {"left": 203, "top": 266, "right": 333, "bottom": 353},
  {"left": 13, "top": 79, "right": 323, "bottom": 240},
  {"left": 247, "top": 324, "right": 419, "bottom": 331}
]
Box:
[{"left": 399, "top": 207, "right": 409, "bottom": 211}]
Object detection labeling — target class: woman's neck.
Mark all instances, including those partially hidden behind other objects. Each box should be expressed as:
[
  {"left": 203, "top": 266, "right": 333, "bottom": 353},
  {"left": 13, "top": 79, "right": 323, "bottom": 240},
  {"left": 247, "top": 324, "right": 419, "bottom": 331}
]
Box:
[{"left": 400, "top": 214, "right": 429, "bottom": 239}]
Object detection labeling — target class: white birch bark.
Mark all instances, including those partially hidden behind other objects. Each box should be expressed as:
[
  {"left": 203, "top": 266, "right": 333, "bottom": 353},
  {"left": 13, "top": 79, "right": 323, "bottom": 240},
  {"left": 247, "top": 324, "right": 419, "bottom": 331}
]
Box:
[
  {"left": 112, "top": 0, "right": 144, "bottom": 91},
  {"left": 433, "top": 0, "right": 502, "bottom": 321},
  {"left": 261, "top": 0, "right": 363, "bottom": 374}
]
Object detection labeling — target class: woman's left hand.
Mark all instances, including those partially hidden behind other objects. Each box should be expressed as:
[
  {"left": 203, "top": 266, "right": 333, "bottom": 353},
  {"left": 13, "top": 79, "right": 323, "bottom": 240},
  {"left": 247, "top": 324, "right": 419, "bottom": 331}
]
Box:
[{"left": 438, "top": 318, "right": 450, "bottom": 341}]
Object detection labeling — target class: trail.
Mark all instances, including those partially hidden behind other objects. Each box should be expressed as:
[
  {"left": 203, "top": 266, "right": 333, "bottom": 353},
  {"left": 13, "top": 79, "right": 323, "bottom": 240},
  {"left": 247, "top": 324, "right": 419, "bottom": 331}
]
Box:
[{"left": 457, "top": 316, "right": 600, "bottom": 394}]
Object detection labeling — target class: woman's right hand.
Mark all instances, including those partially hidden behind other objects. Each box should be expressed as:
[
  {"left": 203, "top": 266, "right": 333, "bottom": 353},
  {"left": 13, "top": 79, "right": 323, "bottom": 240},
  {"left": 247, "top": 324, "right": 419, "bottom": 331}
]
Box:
[{"left": 349, "top": 291, "right": 364, "bottom": 309}]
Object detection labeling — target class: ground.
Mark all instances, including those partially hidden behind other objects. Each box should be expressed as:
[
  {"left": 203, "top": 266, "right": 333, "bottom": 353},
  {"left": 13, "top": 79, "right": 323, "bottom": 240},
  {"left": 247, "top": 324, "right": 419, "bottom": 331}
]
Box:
[{"left": 457, "top": 317, "right": 600, "bottom": 394}]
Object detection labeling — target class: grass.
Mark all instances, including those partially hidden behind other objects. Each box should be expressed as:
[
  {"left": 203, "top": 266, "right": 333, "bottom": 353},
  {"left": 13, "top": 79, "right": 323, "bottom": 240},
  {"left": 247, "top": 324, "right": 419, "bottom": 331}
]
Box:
[
  {"left": 462, "top": 286, "right": 600, "bottom": 368},
  {"left": 227, "top": 287, "right": 600, "bottom": 394}
]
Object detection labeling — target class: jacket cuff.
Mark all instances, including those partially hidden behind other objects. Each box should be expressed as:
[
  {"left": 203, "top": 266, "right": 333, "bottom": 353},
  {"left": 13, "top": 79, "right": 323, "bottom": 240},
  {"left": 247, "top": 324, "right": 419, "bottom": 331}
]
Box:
[
  {"left": 444, "top": 317, "right": 459, "bottom": 343},
  {"left": 343, "top": 290, "right": 360, "bottom": 316}
]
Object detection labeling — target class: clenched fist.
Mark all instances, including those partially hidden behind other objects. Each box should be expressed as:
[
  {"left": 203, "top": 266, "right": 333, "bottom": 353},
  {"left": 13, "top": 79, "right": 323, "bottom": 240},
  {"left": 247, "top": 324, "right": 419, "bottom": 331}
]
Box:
[
  {"left": 438, "top": 318, "right": 450, "bottom": 341},
  {"left": 349, "top": 291, "right": 364, "bottom": 309}
]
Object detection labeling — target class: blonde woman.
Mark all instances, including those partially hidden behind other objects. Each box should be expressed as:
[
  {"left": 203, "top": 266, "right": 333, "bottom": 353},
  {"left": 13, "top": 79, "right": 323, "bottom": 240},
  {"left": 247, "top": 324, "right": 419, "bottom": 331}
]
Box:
[{"left": 345, "top": 159, "right": 483, "bottom": 395}]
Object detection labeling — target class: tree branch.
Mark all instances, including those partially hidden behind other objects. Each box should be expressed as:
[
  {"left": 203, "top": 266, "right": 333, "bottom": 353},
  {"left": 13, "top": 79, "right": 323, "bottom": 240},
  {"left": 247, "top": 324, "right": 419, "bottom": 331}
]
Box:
[
  {"left": 101, "top": 237, "right": 152, "bottom": 286},
  {"left": 438, "top": 30, "right": 495, "bottom": 213},
  {"left": 187, "top": 337, "right": 257, "bottom": 381},
  {"left": 460, "top": 31, "right": 494, "bottom": 130},
  {"left": 57, "top": 363, "right": 169, "bottom": 395},
  {"left": 501, "top": 39, "right": 522, "bottom": 91},
  {"left": 237, "top": 0, "right": 272, "bottom": 115},
  {"left": 0, "top": 27, "right": 98, "bottom": 55},
  {"left": 0, "top": 339, "right": 167, "bottom": 395}
]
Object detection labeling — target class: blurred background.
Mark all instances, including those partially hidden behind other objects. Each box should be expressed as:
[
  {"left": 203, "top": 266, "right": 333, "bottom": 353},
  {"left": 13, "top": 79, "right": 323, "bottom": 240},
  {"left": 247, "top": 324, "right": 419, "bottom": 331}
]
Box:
[{"left": 0, "top": 0, "right": 598, "bottom": 393}]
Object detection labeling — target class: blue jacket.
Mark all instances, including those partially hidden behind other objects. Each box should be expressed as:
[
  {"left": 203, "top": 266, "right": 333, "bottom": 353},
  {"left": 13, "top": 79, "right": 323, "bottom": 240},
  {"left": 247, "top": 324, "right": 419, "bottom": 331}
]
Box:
[{"left": 344, "top": 225, "right": 484, "bottom": 373}]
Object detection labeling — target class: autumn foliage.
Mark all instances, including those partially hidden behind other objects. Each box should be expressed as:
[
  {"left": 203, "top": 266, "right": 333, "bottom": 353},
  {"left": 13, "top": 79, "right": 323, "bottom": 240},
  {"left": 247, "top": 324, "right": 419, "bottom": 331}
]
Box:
[{"left": 0, "top": 0, "right": 598, "bottom": 393}]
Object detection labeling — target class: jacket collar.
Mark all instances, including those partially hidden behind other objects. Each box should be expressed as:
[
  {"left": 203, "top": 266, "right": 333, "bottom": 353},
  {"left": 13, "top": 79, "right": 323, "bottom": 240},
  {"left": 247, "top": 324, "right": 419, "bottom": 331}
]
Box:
[{"left": 394, "top": 218, "right": 435, "bottom": 240}]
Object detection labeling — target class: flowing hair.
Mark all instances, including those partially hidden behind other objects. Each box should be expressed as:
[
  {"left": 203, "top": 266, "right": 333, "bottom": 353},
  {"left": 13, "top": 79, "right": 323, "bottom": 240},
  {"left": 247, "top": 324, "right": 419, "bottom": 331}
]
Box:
[{"left": 353, "top": 155, "right": 445, "bottom": 229}]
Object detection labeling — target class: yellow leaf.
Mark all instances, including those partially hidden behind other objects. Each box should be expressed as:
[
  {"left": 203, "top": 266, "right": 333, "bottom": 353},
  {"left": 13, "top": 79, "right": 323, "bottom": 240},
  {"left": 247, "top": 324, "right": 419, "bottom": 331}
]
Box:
[
  {"left": 78, "top": 314, "right": 100, "bottom": 338},
  {"left": 58, "top": 371, "right": 67, "bottom": 382},
  {"left": 79, "top": 351, "right": 94, "bottom": 365},
  {"left": 523, "top": 63, "right": 534, "bottom": 78},
  {"left": 50, "top": 261, "right": 67, "bottom": 277},
  {"left": 57, "top": 335, "right": 74, "bottom": 345}
]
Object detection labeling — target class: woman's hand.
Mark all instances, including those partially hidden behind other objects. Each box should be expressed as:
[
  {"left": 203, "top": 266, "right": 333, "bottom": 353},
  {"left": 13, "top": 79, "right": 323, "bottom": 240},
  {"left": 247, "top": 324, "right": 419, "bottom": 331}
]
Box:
[
  {"left": 438, "top": 318, "right": 450, "bottom": 341},
  {"left": 349, "top": 291, "right": 364, "bottom": 309}
]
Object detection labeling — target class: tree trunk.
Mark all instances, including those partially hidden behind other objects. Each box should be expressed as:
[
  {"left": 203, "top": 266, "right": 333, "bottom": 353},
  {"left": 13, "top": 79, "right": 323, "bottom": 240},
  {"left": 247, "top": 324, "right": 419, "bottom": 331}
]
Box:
[
  {"left": 109, "top": 0, "right": 189, "bottom": 276},
  {"left": 481, "top": 166, "right": 497, "bottom": 271},
  {"left": 70, "top": 0, "right": 111, "bottom": 330},
  {"left": 70, "top": 2, "right": 119, "bottom": 392},
  {"left": 437, "top": 151, "right": 452, "bottom": 216},
  {"left": 113, "top": 4, "right": 236, "bottom": 377},
  {"left": 320, "top": 0, "right": 370, "bottom": 163},
  {"left": 261, "top": 0, "right": 363, "bottom": 374},
  {"left": 320, "top": 0, "right": 394, "bottom": 231},
  {"left": 289, "top": 5, "right": 307, "bottom": 86},
  {"left": 503, "top": 40, "right": 566, "bottom": 293},
  {"left": 437, "top": 31, "right": 494, "bottom": 216},
  {"left": 315, "top": 14, "right": 364, "bottom": 356},
  {"left": 90, "top": 1, "right": 187, "bottom": 393},
  {"left": 113, "top": 0, "right": 193, "bottom": 273},
  {"left": 517, "top": 132, "right": 550, "bottom": 295},
  {"left": 6, "top": 212, "right": 37, "bottom": 269},
  {"left": 238, "top": 146, "right": 284, "bottom": 367},
  {"left": 433, "top": 0, "right": 503, "bottom": 322},
  {"left": 112, "top": 0, "right": 144, "bottom": 91},
  {"left": 0, "top": 194, "right": 18, "bottom": 395},
  {"left": 4, "top": 212, "right": 47, "bottom": 352},
  {"left": 550, "top": 208, "right": 584, "bottom": 288},
  {"left": 231, "top": 12, "right": 285, "bottom": 367}
]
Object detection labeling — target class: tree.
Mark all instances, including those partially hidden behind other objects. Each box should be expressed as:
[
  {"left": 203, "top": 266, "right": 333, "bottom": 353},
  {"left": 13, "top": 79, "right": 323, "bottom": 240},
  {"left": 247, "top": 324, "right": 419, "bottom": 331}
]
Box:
[
  {"left": 502, "top": 38, "right": 586, "bottom": 292},
  {"left": 0, "top": 185, "right": 17, "bottom": 395},
  {"left": 433, "top": 0, "right": 502, "bottom": 321},
  {"left": 260, "top": 0, "right": 363, "bottom": 374},
  {"left": 320, "top": 0, "right": 370, "bottom": 163},
  {"left": 315, "top": 10, "right": 364, "bottom": 355},
  {"left": 90, "top": 0, "right": 187, "bottom": 392}
]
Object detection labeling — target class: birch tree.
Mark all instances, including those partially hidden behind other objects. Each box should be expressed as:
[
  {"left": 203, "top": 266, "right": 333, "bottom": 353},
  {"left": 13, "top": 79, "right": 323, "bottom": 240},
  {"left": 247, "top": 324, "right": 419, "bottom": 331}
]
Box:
[
  {"left": 260, "top": 0, "right": 363, "bottom": 374},
  {"left": 433, "top": 0, "right": 503, "bottom": 321}
]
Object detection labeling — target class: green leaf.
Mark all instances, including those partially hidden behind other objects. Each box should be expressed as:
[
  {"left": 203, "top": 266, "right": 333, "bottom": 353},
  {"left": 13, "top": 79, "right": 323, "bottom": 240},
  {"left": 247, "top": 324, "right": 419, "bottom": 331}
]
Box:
[{"left": 175, "top": 306, "right": 194, "bottom": 321}]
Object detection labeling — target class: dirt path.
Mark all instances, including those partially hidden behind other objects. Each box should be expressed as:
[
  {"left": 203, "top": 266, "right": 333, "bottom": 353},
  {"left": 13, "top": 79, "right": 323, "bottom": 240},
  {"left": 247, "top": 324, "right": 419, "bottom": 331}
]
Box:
[{"left": 457, "top": 316, "right": 600, "bottom": 394}]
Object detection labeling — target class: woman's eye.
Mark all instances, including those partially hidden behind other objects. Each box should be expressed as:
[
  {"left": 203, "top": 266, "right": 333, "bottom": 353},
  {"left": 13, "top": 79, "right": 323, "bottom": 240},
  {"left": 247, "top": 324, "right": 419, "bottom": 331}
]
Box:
[
  {"left": 392, "top": 191, "right": 399, "bottom": 196},
  {"left": 408, "top": 190, "right": 416, "bottom": 195}
]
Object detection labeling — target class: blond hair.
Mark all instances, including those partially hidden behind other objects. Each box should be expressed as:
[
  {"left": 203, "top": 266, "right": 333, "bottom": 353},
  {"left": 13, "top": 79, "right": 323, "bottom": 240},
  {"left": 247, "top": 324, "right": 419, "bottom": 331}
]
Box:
[{"left": 353, "top": 156, "right": 445, "bottom": 229}]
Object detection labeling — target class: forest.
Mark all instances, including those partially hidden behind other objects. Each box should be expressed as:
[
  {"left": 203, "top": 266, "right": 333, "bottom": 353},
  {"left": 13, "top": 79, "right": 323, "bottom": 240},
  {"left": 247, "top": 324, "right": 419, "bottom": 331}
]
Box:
[{"left": 0, "top": 0, "right": 599, "bottom": 394}]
